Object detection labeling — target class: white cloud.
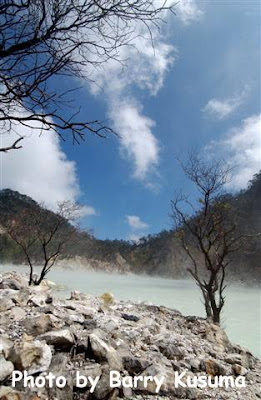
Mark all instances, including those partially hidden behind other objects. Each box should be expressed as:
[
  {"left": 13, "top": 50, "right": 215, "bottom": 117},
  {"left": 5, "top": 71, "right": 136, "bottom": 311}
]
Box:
[
  {"left": 127, "top": 214, "right": 149, "bottom": 242},
  {"left": 74, "top": 205, "right": 97, "bottom": 218},
  {"left": 110, "top": 100, "right": 159, "bottom": 180},
  {"left": 80, "top": 1, "right": 201, "bottom": 184},
  {"left": 87, "top": 32, "right": 174, "bottom": 181},
  {"left": 83, "top": 15, "right": 177, "bottom": 184},
  {"left": 0, "top": 126, "right": 96, "bottom": 213},
  {"left": 206, "top": 114, "right": 261, "bottom": 189},
  {"left": 128, "top": 233, "right": 143, "bottom": 242},
  {"left": 176, "top": 0, "right": 204, "bottom": 25},
  {"left": 89, "top": 36, "right": 176, "bottom": 97},
  {"left": 127, "top": 215, "right": 149, "bottom": 230},
  {"left": 203, "top": 87, "right": 249, "bottom": 119}
]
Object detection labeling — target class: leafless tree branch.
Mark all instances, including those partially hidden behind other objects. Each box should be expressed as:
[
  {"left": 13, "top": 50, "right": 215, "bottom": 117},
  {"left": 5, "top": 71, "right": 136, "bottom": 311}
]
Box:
[
  {"left": 0, "top": 0, "right": 175, "bottom": 151},
  {"left": 4, "top": 201, "right": 80, "bottom": 285},
  {"left": 171, "top": 152, "right": 252, "bottom": 324},
  {"left": 0, "top": 136, "right": 24, "bottom": 152}
]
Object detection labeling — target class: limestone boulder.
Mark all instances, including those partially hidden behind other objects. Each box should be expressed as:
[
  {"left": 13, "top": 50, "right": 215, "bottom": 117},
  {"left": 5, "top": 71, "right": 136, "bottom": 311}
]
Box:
[
  {"left": 0, "top": 386, "right": 27, "bottom": 400},
  {"left": 38, "top": 329, "right": 75, "bottom": 350},
  {"left": 204, "top": 358, "right": 231, "bottom": 376},
  {"left": 0, "top": 336, "right": 14, "bottom": 358},
  {"left": 93, "top": 366, "right": 113, "bottom": 400},
  {"left": 0, "top": 354, "right": 14, "bottom": 381},
  {"left": 9, "top": 306, "right": 26, "bottom": 321},
  {"left": 205, "top": 323, "right": 231, "bottom": 352},
  {"left": 9, "top": 340, "right": 52, "bottom": 375},
  {"left": 22, "top": 313, "right": 55, "bottom": 335},
  {"left": 28, "top": 286, "right": 53, "bottom": 307},
  {"left": 99, "top": 292, "right": 115, "bottom": 306},
  {"left": 0, "top": 297, "right": 14, "bottom": 312},
  {"left": 225, "top": 353, "right": 250, "bottom": 369},
  {"left": 122, "top": 355, "right": 150, "bottom": 374},
  {"left": 88, "top": 333, "right": 123, "bottom": 371}
]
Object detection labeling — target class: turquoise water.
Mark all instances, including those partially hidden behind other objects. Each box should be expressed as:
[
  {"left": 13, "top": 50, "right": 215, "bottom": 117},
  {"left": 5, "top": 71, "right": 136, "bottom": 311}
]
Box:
[{"left": 1, "top": 264, "right": 260, "bottom": 358}]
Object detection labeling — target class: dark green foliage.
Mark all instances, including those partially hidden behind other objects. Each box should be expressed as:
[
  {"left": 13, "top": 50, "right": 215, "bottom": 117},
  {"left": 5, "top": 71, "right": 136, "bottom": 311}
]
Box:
[{"left": 0, "top": 234, "right": 22, "bottom": 262}]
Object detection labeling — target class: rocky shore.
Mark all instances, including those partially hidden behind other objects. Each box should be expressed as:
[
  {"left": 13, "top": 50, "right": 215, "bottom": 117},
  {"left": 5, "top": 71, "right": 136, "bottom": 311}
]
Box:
[{"left": 0, "top": 271, "right": 260, "bottom": 400}]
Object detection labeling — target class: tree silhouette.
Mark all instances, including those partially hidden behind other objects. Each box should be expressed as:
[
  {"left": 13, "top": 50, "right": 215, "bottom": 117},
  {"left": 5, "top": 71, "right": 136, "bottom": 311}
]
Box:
[
  {"left": 171, "top": 153, "right": 250, "bottom": 324},
  {"left": 5, "top": 201, "right": 79, "bottom": 285},
  {"left": 0, "top": 0, "right": 173, "bottom": 152}
]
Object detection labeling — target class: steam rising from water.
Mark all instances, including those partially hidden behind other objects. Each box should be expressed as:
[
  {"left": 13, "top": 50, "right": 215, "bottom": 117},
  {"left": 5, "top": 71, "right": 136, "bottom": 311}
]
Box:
[{"left": 1, "top": 263, "right": 260, "bottom": 358}]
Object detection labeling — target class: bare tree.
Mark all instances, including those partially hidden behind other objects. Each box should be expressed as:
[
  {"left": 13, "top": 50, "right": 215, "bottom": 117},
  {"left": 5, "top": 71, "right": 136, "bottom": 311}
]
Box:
[
  {"left": 171, "top": 153, "right": 246, "bottom": 324},
  {"left": 0, "top": 0, "right": 174, "bottom": 152},
  {"left": 5, "top": 201, "right": 79, "bottom": 285}
]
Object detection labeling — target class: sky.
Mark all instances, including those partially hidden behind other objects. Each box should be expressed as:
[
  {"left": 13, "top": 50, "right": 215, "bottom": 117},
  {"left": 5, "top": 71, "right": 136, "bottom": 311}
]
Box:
[{"left": 1, "top": 0, "right": 260, "bottom": 241}]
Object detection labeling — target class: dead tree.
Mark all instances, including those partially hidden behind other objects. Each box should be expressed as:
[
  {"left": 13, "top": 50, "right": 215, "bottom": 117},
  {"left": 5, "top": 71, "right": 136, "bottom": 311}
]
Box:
[
  {"left": 5, "top": 201, "right": 79, "bottom": 285},
  {"left": 0, "top": 0, "right": 174, "bottom": 152},
  {"left": 171, "top": 153, "right": 245, "bottom": 324}
]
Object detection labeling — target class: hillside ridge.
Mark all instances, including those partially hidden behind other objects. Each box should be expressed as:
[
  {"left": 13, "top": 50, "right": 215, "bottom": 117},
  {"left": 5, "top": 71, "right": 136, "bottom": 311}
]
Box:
[{"left": 0, "top": 172, "right": 260, "bottom": 283}]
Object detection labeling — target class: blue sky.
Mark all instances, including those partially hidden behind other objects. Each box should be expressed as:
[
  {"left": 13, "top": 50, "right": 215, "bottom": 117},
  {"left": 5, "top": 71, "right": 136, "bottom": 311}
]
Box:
[{"left": 1, "top": 0, "right": 260, "bottom": 240}]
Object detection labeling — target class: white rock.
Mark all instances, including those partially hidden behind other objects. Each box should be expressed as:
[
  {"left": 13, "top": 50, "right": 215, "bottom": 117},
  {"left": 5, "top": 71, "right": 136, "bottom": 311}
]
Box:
[
  {"left": 39, "top": 329, "right": 74, "bottom": 349},
  {"left": 28, "top": 286, "right": 52, "bottom": 307},
  {"left": 0, "top": 336, "right": 14, "bottom": 358},
  {"left": 0, "top": 354, "right": 14, "bottom": 381},
  {"left": 89, "top": 333, "right": 123, "bottom": 370},
  {"left": 9, "top": 306, "right": 26, "bottom": 321},
  {"left": 19, "top": 340, "right": 52, "bottom": 375},
  {"left": 0, "top": 297, "right": 14, "bottom": 312},
  {"left": 66, "top": 313, "right": 85, "bottom": 324}
]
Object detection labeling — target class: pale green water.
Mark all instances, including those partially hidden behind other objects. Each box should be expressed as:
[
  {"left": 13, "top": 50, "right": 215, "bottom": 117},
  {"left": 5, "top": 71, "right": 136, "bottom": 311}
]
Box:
[{"left": 1, "top": 264, "right": 260, "bottom": 358}]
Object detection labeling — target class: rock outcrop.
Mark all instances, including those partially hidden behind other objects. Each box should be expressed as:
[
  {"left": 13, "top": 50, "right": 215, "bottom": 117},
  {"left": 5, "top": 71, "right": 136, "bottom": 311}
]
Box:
[{"left": 0, "top": 271, "right": 260, "bottom": 400}]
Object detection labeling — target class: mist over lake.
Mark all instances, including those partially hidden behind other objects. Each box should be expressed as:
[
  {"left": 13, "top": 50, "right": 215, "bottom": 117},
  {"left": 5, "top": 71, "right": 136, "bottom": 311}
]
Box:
[{"left": 1, "top": 264, "right": 260, "bottom": 359}]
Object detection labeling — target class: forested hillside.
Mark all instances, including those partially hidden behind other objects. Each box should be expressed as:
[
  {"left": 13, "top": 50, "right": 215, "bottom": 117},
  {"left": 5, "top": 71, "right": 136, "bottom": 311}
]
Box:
[{"left": 0, "top": 172, "right": 260, "bottom": 283}]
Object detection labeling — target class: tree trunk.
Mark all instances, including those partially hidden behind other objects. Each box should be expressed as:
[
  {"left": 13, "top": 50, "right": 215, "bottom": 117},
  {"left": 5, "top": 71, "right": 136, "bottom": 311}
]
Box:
[
  {"left": 202, "top": 291, "right": 213, "bottom": 319},
  {"left": 212, "top": 308, "right": 220, "bottom": 324},
  {"left": 209, "top": 292, "right": 221, "bottom": 324},
  {"left": 35, "top": 273, "right": 45, "bottom": 286}
]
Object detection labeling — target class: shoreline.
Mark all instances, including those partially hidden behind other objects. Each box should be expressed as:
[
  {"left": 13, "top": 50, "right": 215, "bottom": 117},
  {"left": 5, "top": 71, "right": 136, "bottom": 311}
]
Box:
[
  {"left": 1, "top": 265, "right": 260, "bottom": 359},
  {"left": 0, "top": 271, "right": 260, "bottom": 400}
]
